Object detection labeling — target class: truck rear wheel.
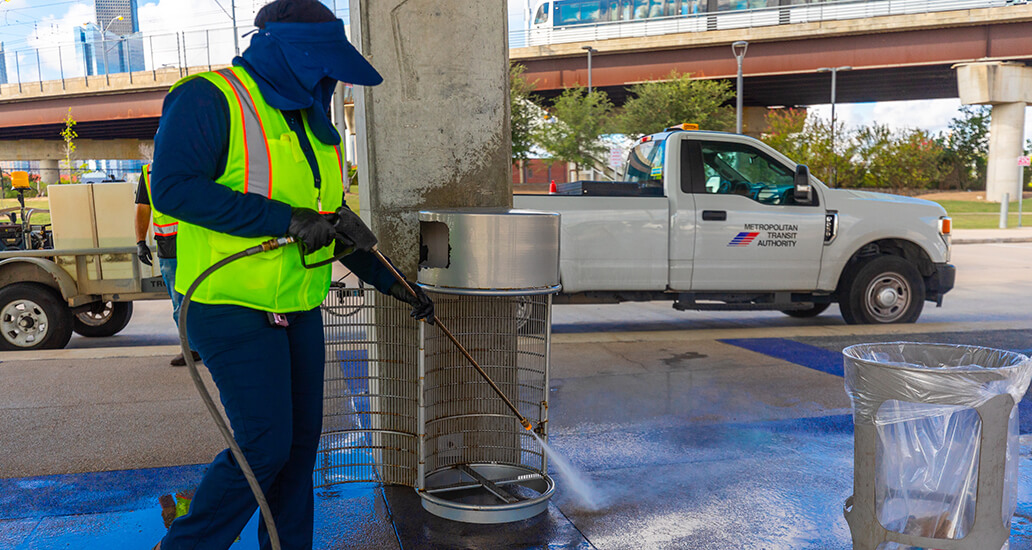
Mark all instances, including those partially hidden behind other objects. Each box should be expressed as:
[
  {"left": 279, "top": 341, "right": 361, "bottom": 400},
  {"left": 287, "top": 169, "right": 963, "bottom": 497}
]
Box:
[
  {"left": 0, "top": 283, "right": 74, "bottom": 350},
  {"left": 839, "top": 255, "right": 924, "bottom": 325},
  {"left": 73, "top": 301, "right": 133, "bottom": 338}
]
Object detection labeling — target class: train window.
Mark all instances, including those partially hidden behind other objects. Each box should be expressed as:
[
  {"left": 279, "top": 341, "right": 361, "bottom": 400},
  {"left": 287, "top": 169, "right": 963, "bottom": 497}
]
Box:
[
  {"left": 606, "top": 1, "right": 620, "bottom": 20},
  {"left": 622, "top": 0, "right": 633, "bottom": 19},
  {"left": 634, "top": 0, "right": 649, "bottom": 18},
  {"left": 534, "top": 2, "right": 550, "bottom": 24},
  {"left": 649, "top": 0, "right": 664, "bottom": 17},
  {"left": 555, "top": 0, "right": 606, "bottom": 25}
]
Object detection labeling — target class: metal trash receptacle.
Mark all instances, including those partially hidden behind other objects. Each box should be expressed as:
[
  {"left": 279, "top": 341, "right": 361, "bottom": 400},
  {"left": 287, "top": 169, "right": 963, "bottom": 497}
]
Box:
[
  {"left": 416, "top": 208, "right": 560, "bottom": 524},
  {"left": 843, "top": 342, "right": 1032, "bottom": 550}
]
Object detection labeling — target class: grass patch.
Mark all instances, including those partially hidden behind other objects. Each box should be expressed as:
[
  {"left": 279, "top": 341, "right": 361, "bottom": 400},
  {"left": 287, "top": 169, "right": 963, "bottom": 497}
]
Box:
[{"left": 931, "top": 199, "right": 1032, "bottom": 230}]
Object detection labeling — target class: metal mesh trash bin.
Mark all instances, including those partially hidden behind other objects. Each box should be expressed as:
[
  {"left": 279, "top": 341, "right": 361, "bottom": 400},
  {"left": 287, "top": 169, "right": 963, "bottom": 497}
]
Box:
[
  {"left": 843, "top": 342, "right": 1032, "bottom": 550},
  {"left": 416, "top": 208, "right": 560, "bottom": 523}
]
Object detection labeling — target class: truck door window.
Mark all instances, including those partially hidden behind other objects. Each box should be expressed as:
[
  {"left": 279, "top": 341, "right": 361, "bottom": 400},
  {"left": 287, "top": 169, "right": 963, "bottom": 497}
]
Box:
[{"left": 699, "top": 141, "right": 809, "bottom": 206}]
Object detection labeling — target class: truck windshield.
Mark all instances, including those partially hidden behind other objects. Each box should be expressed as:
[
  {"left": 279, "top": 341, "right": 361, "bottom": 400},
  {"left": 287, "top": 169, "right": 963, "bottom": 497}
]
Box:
[{"left": 623, "top": 138, "right": 666, "bottom": 184}]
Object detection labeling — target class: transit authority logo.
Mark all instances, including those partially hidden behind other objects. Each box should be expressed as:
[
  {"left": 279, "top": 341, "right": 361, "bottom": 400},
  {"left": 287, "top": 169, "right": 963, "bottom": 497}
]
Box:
[{"left": 728, "top": 231, "right": 759, "bottom": 246}]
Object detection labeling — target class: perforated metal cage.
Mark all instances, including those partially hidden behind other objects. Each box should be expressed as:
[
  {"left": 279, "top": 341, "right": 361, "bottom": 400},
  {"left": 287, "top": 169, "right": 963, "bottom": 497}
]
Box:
[
  {"left": 317, "top": 284, "right": 419, "bottom": 488},
  {"left": 419, "top": 292, "right": 550, "bottom": 478}
]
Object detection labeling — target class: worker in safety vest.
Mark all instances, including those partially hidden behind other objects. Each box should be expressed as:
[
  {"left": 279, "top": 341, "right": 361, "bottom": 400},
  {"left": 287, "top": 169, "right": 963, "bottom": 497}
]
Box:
[
  {"left": 148, "top": 1, "right": 433, "bottom": 548},
  {"left": 135, "top": 164, "right": 200, "bottom": 366}
]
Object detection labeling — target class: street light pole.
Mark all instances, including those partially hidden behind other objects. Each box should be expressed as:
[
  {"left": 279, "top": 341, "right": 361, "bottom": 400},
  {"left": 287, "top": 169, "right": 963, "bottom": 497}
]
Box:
[
  {"left": 89, "top": 15, "right": 124, "bottom": 86},
  {"left": 817, "top": 66, "right": 852, "bottom": 187},
  {"left": 732, "top": 41, "right": 748, "bottom": 134},
  {"left": 582, "top": 45, "right": 597, "bottom": 93},
  {"left": 231, "top": 0, "right": 239, "bottom": 56}
]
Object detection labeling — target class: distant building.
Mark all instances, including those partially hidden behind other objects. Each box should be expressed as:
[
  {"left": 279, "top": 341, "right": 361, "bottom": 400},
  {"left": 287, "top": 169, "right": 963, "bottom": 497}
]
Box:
[
  {"left": 78, "top": 0, "right": 144, "bottom": 76},
  {"left": 95, "top": 0, "right": 140, "bottom": 35},
  {"left": 75, "top": 25, "right": 145, "bottom": 76},
  {"left": 0, "top": 42, "right": 7, "bottom": 85}
]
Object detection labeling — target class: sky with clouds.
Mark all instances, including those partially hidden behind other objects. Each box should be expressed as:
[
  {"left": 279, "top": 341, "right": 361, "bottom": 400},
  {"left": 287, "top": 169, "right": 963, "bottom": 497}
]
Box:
[{"left": 0, "top": 0, "right": 1027, "bottom": 143}]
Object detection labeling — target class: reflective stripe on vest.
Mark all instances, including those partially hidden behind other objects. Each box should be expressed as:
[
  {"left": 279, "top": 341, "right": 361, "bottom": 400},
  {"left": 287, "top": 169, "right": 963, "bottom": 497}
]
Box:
[
  {"left": 143, "top": 164, "right": 179, "bottom": 236},
  {"left": 153, "top": 222, "right": 179, "bottom": 237},
  {"left": 169, "top": 66, "right": 345, "bottom": 313},
  {"left": 214, "top": 68, "right": 272, "bottom": 198}
]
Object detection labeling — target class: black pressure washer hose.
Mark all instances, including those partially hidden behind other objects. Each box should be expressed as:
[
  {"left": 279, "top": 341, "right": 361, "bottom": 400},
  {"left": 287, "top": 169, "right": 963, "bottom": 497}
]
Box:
[
  {"left": 178, "top": 236, "right": 294, "bottom": 550},
  {"left": 178, "top": 236, "right": 537, "bottom": 550}
]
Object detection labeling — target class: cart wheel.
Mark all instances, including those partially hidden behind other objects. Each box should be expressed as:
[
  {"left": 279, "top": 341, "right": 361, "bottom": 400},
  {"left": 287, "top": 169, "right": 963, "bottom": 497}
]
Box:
[
  {"left": 0, "top": 283, "right": 73, "bottom": 350},
  {"left": 73, "top": 301, "right": 133, "bottom": 338}
]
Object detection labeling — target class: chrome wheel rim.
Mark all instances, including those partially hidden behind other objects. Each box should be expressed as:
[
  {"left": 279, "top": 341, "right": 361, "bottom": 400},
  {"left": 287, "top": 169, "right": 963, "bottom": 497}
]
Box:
[
  {"left": 1, "top": 299, "right": 50, "bottom": 347},
  {"left": 864, "top": 272, "right": 910, "bottom": 323},
  {"left": 76, "top": 301, "right": 113, "bottom": 327}
]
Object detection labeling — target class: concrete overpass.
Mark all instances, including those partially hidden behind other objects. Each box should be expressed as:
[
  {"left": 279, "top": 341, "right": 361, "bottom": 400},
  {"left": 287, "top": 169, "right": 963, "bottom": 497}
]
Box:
[{"left": 0, "top": 66, "right": 204, "bottom": 164}]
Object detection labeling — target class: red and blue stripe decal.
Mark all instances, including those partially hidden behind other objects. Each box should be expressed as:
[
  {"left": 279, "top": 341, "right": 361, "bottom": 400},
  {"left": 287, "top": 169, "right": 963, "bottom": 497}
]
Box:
[{"left": 728, "top": 231, "right": 759, "bottom": 246}]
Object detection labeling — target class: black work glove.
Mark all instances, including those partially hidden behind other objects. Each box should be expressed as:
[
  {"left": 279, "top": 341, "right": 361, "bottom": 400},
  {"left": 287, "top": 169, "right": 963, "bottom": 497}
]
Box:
[
  {"left": 332, "top": 205, "right": 378, "bottom": 252},
  {"left": 288, "top": 207, "right": 336, "bottom": 252},
  {"left": 388, "top": 280, "right": 435, "bottom": 324},
  {"left": 136, "top": 240, "right": 153, "bottom": 266}
]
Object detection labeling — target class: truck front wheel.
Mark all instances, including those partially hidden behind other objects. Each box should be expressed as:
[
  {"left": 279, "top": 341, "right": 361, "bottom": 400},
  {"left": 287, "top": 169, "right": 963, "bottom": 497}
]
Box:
[
  {"left": 0, "top": 283, "right": 74, "bottom": 350},
  {"left": 73, "top": 301, "right": 133, "bottom": 337},
  {"left": 839, "top": 256, "right": 925, "bottom": 325}
]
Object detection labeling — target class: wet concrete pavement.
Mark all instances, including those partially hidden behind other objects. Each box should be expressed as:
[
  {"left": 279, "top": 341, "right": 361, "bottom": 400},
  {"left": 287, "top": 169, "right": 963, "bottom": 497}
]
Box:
[{"left": 4, "top": 321, "right": 1032, "bottom": 549}]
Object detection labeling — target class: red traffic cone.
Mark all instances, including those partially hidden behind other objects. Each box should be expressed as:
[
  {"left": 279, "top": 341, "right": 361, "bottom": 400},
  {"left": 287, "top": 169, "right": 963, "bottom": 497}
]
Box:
[{"left": 548, "top": 180, "right": 557, "bottom": 194}]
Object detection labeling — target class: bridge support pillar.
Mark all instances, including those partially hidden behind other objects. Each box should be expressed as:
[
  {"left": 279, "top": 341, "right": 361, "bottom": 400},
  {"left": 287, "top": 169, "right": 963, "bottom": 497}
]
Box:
[
  {"left": 38, "top": 159, "right": 60, "bottom": 186},
  {"left": 986, "top": 102, "right": 1026, "bottom": 204},
  {"left": 956, "top": 62, "right": 1032, "bottom": 203},
  {"left": 350, "top": 0, "right": 511, "bottom": 272}
]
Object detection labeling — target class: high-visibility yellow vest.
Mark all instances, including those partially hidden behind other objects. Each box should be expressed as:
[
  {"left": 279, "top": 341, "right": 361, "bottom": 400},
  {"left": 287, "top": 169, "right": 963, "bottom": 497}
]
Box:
[
  {"left": 171, "top": 66, "right": 346, "bottom": 312},
  {"left": 142, "top": 164, "right": 179, "bottom": 238}
]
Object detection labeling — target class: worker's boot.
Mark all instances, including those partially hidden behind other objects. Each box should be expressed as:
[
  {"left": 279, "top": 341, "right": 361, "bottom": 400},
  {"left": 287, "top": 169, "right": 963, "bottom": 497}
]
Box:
[{"left": 170, "top": 351, "right": 202, "bottom": 367}]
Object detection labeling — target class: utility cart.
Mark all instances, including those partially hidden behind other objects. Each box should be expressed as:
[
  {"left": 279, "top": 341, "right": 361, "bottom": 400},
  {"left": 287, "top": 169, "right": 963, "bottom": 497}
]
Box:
[{"left": 0, "top": 180, "right": 168, "bottom": 351}]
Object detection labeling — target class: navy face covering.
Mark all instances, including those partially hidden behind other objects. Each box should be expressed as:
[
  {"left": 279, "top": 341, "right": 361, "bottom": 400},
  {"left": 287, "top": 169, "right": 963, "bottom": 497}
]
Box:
[{"left": 237, "top": 20, "right": 382, "bottom": 146}]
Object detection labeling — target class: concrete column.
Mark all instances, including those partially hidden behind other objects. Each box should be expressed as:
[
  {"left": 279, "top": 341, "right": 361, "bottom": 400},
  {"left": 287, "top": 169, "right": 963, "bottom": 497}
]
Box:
[
  {"left": 956, "top": 62, "right": 1032, "bottom": 203},
  {"left": 351, "top": 0, "right": 511, "bottom": 274},
  {"left": 349, "top": 0, "right": 514, "bottom": 486},
  {"left": 986, "top": 102, "right": 1027, "bottom": 204},
  {"left": 38, "top": 159, "right": 60, "bottom": 185}
]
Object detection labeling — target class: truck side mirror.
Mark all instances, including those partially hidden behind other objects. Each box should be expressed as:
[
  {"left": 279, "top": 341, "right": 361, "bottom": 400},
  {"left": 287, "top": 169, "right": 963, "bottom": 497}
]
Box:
[{"left": 794, "top": 165, "right": 813, "bottom": 205}]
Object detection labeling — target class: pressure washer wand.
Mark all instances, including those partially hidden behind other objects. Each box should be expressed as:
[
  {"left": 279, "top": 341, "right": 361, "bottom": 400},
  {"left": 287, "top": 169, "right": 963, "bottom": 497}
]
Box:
[{"left": 369, "top": 246, "right": 535, "bottom": 432}]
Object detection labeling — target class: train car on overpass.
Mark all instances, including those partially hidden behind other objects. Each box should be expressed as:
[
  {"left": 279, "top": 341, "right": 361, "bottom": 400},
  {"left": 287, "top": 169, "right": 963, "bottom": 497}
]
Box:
[{"left": 526, "top": 0, "right": 1020, "bottom": 46}]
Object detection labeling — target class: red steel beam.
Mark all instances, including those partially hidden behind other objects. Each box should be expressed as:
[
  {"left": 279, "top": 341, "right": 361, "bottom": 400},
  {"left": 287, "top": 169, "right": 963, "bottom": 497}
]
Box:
[
  {"left": 0, "top": 91, "right": 166, "bottom": 129},
  {"left": 520, "top": 21, "right": 1032, "bottom": 91}
]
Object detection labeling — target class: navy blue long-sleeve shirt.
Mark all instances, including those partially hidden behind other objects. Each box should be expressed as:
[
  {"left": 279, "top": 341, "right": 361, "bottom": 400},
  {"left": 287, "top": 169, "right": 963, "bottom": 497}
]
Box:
[{"left": 150, "top": 76, "right": 397, "bottom": 294}]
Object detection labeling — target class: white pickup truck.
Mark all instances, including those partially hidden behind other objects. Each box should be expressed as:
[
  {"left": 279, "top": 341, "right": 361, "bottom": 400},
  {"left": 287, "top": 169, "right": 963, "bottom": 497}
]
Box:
[{"left": 514, "top": 128, "right": 955, "bottom": 324}]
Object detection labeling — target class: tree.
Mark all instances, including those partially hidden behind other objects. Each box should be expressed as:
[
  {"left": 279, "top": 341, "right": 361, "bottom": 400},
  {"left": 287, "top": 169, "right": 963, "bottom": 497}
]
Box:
[
  {"left": 854, "top": 125, "right": 944, "bottom": 192},
  {"left": 510, "top": 64, "right": 539, "bottom": 184},
  {"left": 761, "top": 109, "right": 858, "bottom": 187},
  {"left": 59, "top": 108, "right": 89, "bottom": 187},
  {"left": 511, "top": 64, "right": 538, "bottom": 162},
  {"left": 938, "top": 105, "right": 990, "bottom": 190},
  {"left": 533, "top": 86, "right": 614, "bottom": 174},
  {"left": 616, "top": 70, "right": 734, "bottom": 137}
]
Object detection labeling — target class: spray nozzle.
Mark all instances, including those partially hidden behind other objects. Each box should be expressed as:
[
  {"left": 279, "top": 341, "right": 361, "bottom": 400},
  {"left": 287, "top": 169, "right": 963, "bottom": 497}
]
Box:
[{"left": 521, "top": 418, "right": 533, "bottom": 431}]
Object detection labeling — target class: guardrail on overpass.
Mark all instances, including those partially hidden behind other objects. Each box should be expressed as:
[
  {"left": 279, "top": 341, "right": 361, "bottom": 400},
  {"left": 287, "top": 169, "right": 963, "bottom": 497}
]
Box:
[{"left": 0, "top": 26, "right": 240, "bottom": 99}]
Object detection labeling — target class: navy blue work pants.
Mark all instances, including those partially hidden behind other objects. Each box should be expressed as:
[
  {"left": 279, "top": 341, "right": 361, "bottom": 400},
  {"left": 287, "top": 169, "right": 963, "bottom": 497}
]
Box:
[{"left": 161, "top": 302, "right": 325, "bottom": 550}]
